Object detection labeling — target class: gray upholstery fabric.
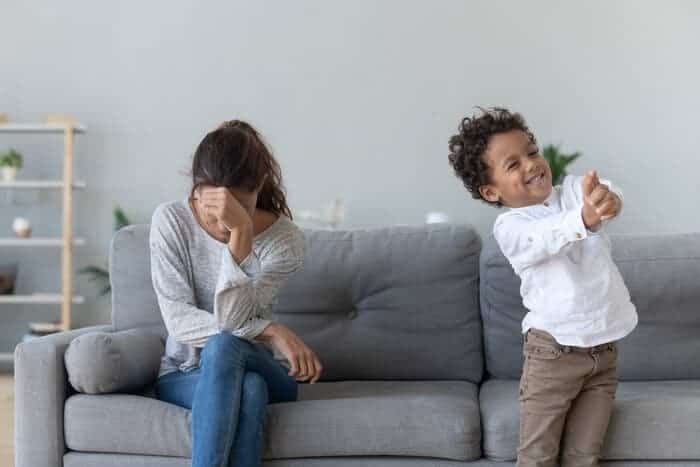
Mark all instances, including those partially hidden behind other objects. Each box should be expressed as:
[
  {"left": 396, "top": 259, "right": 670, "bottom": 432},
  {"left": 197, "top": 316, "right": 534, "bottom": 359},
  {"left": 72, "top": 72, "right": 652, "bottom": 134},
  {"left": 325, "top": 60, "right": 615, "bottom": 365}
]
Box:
[
  {"left": 480, "top": 232, "right": 700, "bottom": 380},
  {"left": 479, "top": 379, "right": 700, "bottom": 461},
  {"left": 18, "top": 227, "right": 700, "bottom": 467},
  {"left": 109, "top": 226, "right": 167, "bottom": 334},
  {"left": 65, "top": 393, "right": 191, "bottom": 457},
  {"left": 64, "top": 381, "right": 482, "bottom": 461},
  {"left": 63, "top": 452, "right": 700, "bottom": 467},
  {"left": 111, "top": 223, "right": 484, "bottom": 382},
  {"left": 65, "top": 328, "right": 164, "bottom": 394},
  {"left": 13, "top": 324, "right": 113, "bottom": 467},
  {"left": 274, "top": 225, "right": 483, "bottom": 381}
]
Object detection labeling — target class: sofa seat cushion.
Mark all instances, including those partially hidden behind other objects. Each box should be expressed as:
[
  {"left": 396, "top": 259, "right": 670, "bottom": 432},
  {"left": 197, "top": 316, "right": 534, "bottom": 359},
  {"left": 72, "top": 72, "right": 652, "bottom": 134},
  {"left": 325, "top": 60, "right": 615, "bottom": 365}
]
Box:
[
  {"left": 479, "top": 379, "right": 700, "bottom": 461},
  {"left": 65, "top": 380, "right": 481, "bottom": 461}
]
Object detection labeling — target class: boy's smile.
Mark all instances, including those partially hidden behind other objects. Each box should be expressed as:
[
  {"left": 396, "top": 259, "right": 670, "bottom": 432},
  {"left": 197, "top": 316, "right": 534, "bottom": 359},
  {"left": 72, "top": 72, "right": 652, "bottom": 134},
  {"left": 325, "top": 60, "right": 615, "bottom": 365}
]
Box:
[{"left": 478, "top": 130, "right": 553, "bottom": 208}]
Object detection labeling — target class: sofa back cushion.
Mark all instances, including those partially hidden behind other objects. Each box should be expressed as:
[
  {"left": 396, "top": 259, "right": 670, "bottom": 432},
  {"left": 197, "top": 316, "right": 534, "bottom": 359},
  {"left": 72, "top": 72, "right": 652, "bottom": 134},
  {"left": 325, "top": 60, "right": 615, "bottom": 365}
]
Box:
[
  {"left": 480, "top": 232, "right": 700, "bottom": 380},
  {"left": 110, "top": 223, "right": 484, "bottom": 382}
]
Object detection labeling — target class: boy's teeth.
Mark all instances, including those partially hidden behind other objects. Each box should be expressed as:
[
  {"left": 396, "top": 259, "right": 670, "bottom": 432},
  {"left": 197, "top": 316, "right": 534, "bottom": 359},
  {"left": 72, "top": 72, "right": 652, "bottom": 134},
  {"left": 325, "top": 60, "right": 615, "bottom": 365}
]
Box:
[{"left": 528, "top": 173, "right": 543, "bottom": 184}]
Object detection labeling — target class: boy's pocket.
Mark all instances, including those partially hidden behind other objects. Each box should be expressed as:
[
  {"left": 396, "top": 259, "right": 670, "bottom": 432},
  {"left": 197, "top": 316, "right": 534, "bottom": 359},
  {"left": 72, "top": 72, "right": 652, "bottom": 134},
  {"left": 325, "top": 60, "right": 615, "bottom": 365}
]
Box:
[{"left": 524, "top": 329, "right": 564, "bottom": 360}]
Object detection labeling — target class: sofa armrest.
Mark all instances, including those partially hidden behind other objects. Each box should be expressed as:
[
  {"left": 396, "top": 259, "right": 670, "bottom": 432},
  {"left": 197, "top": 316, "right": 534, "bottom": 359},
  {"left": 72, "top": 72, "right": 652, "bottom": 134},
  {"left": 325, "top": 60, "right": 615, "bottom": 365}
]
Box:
[{"left": 14, "top": 324, "right": 113, "bottom": 467}]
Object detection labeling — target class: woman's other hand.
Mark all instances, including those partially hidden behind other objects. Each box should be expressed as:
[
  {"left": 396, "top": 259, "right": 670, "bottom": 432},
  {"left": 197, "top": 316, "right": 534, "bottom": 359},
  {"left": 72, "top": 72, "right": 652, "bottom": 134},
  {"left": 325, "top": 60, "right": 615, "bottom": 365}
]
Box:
[{"left": 259, "top": 323, "right": 323, "bottom": 383}]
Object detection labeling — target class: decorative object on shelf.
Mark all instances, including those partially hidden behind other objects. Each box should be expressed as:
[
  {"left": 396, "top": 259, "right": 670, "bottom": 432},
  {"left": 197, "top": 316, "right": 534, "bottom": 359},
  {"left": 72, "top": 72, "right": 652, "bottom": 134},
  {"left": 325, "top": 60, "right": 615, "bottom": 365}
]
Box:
[
  {"left": 542, "top": 144, "right": 582, "bottom": 185},
  {"left": 79, "top": 206, "right": 132, "bottom": 296},
  {"left": 425, "top": 211, "right": 450, "bottom": 224},
  {"left": 0, "top": 263, "right": 18, "bottom": 295},
  {"left": 0, "top": 147, "right": 23, "bottom": 181},
  {"left": 294, "top": 197, "right": 345, "bottom": 229},
  {"left": 21, "top": 321, "right": 63, "bottom": 342},
  {"left": 0, "top": 117, "right": 85, "bottom": 336},
  {"left": 0, "top": 114, "right": 7, "bottom": 124},
  {"left": 12, "top": 217, "right": 32, "bottom": 238}
]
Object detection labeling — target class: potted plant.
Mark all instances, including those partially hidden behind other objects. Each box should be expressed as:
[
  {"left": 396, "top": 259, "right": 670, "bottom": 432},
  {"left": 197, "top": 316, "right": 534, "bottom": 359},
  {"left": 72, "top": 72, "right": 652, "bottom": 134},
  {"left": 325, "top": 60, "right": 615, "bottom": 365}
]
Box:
[
  {"left": 79, "top": 206, "right": 132, "bottom": 296},
  {"left": 542, "top": 144, "right": 581, "bottom": 185},
  {"left": 0, "top": 148, "right": 23, "bottom": 181}
]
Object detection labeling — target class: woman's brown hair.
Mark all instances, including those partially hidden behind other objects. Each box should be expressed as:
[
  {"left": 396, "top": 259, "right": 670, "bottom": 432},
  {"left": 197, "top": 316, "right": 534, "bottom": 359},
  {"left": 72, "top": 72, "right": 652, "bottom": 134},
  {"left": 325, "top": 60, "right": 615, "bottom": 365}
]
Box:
[{"left": 190, "top": 120, "right": 292, "bottom": 219}]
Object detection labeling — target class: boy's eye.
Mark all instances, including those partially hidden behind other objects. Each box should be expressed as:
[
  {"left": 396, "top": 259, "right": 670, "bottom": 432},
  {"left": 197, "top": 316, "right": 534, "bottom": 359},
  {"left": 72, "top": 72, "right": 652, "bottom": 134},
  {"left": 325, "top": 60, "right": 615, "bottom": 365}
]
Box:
[
  {"left": 508, "top": 162, "right": 518, "bottom": 171},
  {"left": 528, "top": 149, "right": 539, "bottom": 157}
]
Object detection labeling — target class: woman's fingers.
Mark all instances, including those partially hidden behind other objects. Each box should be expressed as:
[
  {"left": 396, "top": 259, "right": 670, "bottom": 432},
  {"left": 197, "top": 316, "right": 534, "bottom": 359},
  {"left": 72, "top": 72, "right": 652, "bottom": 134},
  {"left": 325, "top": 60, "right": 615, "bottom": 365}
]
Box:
[
  {"left": 297, "top": 352, "right": 310, "bottom": 381},
  {"left": 287, "top": 355, "right": 300, "bottom": 378},
  {"left": 310, "top": 355, "right": 323, "bottom": 384}
]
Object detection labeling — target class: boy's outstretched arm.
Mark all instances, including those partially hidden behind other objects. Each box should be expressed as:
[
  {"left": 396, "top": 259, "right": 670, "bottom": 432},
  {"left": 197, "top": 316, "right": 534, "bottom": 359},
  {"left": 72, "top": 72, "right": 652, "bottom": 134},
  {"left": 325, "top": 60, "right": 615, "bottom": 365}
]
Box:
[{"left": 494, "top": 209, "right": 590, "bottom": 274}]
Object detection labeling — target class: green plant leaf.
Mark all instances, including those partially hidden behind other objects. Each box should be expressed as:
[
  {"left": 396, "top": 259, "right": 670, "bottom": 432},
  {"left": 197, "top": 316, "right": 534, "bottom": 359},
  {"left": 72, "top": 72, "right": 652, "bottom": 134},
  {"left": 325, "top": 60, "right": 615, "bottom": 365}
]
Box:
[
  {"left": 99, "top": 284, "right": 112, "bottom": 296},
  {"left": 542, "top": 144, "right": 582, "bottom": 185},
  {"left": 0, "top": 148, "right": 23, "bottom": 168},
  {"left": 114, "top": 206, "right": 131, "bottom": 231},
  {"left": 77, "top": 265, "right": 109, "bottom": 277},
  {"left": 82, "top": 206, "right": 131, "bottom": 297}
]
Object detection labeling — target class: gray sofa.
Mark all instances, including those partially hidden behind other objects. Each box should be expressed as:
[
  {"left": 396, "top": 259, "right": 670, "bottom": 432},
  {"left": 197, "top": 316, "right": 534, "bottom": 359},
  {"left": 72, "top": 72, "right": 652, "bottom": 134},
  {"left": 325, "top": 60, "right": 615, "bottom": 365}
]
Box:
[{"left": 14, "top": 223, "right": 700, "bottom": 467}]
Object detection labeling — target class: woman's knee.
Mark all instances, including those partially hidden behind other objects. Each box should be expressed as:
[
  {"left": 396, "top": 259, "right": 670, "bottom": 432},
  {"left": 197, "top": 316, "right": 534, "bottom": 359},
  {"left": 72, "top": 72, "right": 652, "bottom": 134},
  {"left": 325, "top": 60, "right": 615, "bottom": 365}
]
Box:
[
  {"left": 201, "top": 332, "right": 248, "bottom": 366},
  {"left": 241, "top": 372, "right": 268, "bottom": 412}
]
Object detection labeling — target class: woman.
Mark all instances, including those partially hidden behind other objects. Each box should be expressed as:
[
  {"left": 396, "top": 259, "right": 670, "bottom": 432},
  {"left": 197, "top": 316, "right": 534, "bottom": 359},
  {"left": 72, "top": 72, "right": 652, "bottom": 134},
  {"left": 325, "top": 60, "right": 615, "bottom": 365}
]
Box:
[{"left": 150, "top": 120, "right": 323, "bottom": 467}]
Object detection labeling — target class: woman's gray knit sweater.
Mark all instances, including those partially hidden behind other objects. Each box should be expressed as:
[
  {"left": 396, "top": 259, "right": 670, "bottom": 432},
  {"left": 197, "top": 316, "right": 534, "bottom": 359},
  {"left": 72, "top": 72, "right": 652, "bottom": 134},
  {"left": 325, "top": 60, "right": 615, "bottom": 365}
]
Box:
[{"left": 149, "top": 199, "right": 304, "bottom": 378}]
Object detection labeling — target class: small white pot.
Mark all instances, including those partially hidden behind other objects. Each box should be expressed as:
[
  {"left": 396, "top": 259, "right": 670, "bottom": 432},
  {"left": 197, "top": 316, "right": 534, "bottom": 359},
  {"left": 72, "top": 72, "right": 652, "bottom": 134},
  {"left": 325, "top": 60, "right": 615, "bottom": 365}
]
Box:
[{"left": 1, "top": 166, "right": 18, "bottom": 182}]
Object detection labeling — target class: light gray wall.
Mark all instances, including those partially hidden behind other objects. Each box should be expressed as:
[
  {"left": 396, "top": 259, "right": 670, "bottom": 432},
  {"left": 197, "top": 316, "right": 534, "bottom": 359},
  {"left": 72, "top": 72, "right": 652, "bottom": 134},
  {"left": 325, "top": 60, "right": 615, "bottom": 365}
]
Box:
[{"left": 1, "top": 1, "right": 699, "bottom": 354}]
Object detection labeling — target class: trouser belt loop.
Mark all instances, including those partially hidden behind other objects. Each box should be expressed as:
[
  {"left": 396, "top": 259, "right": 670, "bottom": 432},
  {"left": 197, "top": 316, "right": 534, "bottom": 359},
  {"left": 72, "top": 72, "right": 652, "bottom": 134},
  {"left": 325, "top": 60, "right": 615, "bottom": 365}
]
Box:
[{"left": 562, "top": 345, "right": 571, "bottom": 353}]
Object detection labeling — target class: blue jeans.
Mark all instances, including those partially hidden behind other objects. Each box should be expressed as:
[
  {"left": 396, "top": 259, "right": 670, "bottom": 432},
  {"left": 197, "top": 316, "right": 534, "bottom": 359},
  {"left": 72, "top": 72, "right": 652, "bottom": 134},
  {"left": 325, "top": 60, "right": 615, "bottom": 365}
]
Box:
[{"left": 156, "top": 332, "right": 298, "bottom": 467}]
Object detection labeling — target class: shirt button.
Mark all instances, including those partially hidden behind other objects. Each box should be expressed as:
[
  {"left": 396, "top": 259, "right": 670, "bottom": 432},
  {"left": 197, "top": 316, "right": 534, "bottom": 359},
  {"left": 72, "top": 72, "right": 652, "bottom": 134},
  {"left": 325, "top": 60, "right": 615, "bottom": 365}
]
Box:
[
  {"left": 528, "top": 236, "right": 534, "bottom": 242},
  {"left": 576, "top": 233, "right": 582, "bottom": 239},
  {"left": 543, "top": 202, "right": 549, "bottom": 207}
]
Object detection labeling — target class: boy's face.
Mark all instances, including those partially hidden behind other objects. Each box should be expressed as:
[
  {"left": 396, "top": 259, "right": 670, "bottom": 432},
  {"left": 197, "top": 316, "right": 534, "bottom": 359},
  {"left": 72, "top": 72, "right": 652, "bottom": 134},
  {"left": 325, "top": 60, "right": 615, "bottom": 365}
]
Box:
[{"left": 478, "top": 130, "right": 553, "bottom": 208}]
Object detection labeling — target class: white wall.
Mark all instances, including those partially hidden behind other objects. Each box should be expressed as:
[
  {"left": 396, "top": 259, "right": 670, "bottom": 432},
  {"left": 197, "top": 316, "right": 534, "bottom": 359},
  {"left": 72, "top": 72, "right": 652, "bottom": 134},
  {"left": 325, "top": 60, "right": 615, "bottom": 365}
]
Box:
[{"left": 1, "top": 1, "right": 699, "bottom": 342}]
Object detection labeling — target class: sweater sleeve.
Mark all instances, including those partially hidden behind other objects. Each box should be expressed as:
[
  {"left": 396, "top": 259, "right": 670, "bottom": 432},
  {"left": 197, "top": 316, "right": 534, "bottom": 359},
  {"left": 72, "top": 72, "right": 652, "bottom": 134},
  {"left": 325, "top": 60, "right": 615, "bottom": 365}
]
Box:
[
  {"left": 214, "top": 226, "right": 305, "bottom": 340},
  {"left": 149, "top": 207, "right": 219, "bottom": 348}
]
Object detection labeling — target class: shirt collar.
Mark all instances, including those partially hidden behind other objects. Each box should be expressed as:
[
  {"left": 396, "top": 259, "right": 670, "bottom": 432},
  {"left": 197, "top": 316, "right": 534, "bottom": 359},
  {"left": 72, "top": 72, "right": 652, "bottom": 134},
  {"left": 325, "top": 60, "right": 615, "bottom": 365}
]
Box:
[{"left": 509, "top": 186, "right": 559, "bottom": 212}]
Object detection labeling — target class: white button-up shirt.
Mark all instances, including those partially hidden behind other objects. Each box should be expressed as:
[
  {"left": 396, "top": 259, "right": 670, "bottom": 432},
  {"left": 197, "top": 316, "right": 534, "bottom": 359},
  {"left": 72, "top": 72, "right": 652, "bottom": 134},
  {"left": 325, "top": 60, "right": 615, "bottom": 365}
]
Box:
[{"left": 493, "top": 174, "right": 638, "bottom": 347}]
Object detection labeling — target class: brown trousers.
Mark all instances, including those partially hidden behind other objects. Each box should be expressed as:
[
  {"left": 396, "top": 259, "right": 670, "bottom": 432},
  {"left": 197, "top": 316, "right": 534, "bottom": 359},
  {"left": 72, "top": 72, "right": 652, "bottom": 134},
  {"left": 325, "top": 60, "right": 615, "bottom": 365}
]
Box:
[{"left": 517, "top": 328, "right": 618, "bottom": 467}]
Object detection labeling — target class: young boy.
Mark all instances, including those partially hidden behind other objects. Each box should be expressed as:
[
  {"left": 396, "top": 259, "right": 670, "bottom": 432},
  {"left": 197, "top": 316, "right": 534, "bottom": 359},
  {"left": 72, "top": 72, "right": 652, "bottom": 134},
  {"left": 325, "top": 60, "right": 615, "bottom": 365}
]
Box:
[{"left": 448, "top": 108, "right": 638, "bottom": 467}]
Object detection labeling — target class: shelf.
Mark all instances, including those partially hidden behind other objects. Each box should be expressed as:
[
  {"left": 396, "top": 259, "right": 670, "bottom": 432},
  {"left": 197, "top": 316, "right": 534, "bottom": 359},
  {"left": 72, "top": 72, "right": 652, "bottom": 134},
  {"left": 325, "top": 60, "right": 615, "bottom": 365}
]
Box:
[
  {"left": 0, "top": 118, "right": 84, "bottom": 334},
  {"left": 0, "top": 237, "right": 85, "bottom": 247},
  {"left": 0, "top": 294, "right": 84, "bottom": 304},
  {"left": 0, "top": 180, "right": 86, "bottom": 189},
  {"left": 0, "top": 352, "right": 12, "bottom": 363},
  {"left": 29, "top": 321, "right": 63, "bottom": 333},
  {"left": 0, "top": 123, "right": 86, "bottom": 134}
]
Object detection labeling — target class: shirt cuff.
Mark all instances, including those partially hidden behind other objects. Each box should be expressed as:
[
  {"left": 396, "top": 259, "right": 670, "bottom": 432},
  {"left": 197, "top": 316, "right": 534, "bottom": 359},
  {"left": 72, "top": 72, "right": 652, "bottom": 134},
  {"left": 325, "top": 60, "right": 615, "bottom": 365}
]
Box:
[
  {"left": 563, "top": 205, "right": 589, "bottom": 242},
  {"left": 232, "top": 317, "right": 272, "bottom": 340}
]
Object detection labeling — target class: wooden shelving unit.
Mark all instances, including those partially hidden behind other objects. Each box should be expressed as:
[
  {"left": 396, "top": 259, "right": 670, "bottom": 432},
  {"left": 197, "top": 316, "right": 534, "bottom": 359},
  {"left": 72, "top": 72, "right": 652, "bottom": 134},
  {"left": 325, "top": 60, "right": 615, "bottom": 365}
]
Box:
[
  {"left": 0, "top": 180, "right": 86, "bottom": 189},
  {"left": 0, "top": 121, "right": 86, "bottom": 361}
]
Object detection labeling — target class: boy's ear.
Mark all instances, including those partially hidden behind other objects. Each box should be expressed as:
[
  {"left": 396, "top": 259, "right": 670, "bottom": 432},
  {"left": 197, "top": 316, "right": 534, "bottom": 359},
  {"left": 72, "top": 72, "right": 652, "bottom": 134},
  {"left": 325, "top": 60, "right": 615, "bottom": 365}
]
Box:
[{"left": 479, "top": 184, "right": 500, "bottom": 203}]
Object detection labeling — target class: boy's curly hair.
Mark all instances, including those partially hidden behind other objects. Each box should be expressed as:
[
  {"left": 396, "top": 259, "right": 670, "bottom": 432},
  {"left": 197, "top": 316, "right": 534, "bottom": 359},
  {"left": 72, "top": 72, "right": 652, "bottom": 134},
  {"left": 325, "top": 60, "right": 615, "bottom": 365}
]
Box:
[{"left": 448, "top": 107, "right": 536, "bottom": 207}]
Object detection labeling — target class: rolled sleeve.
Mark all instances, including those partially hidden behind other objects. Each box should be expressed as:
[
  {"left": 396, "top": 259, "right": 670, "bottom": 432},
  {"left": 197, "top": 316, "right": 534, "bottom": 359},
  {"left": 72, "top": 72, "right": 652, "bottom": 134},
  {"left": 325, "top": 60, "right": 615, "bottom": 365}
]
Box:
[
  {"left": 216, "top": 248, "right": 261, "bottom": 292},
  {"left": 495, "top": 208, "right": 588, "bottom": 274},
  {"left": 214, "top": 226, "right": 304, "bottom": 341}
]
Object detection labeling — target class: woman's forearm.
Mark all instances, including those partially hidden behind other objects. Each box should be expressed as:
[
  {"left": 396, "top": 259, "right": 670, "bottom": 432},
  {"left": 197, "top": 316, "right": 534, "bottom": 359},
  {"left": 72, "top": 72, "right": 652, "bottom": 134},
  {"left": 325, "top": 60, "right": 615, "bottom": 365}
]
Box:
[
  {"left": 256, "top": 321, "right": 280, "bottom": 342},
  {"left": 227, "top": 224, "right": 253, "bottom": 264}
]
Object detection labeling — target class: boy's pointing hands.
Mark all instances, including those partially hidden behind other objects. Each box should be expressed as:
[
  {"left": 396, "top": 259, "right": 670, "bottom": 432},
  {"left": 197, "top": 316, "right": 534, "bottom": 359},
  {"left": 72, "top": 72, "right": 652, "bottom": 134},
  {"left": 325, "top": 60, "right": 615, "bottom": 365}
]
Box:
[{"left": 581, "top": 170, "right": 621, "bottom": 229}]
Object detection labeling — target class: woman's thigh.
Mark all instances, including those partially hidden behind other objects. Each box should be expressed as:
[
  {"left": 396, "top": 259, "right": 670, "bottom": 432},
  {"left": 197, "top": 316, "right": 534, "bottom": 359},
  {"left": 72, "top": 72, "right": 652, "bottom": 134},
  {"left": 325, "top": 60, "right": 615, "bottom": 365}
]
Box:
[
  {"left": 156, "top": 344, "right": 297, "bottom": 408},
  {"left": 239, "top": 342, "right": 298, "bottom": 404},
  {"left": 156, "top": 369, "right": 202, "bottom": 409}
]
